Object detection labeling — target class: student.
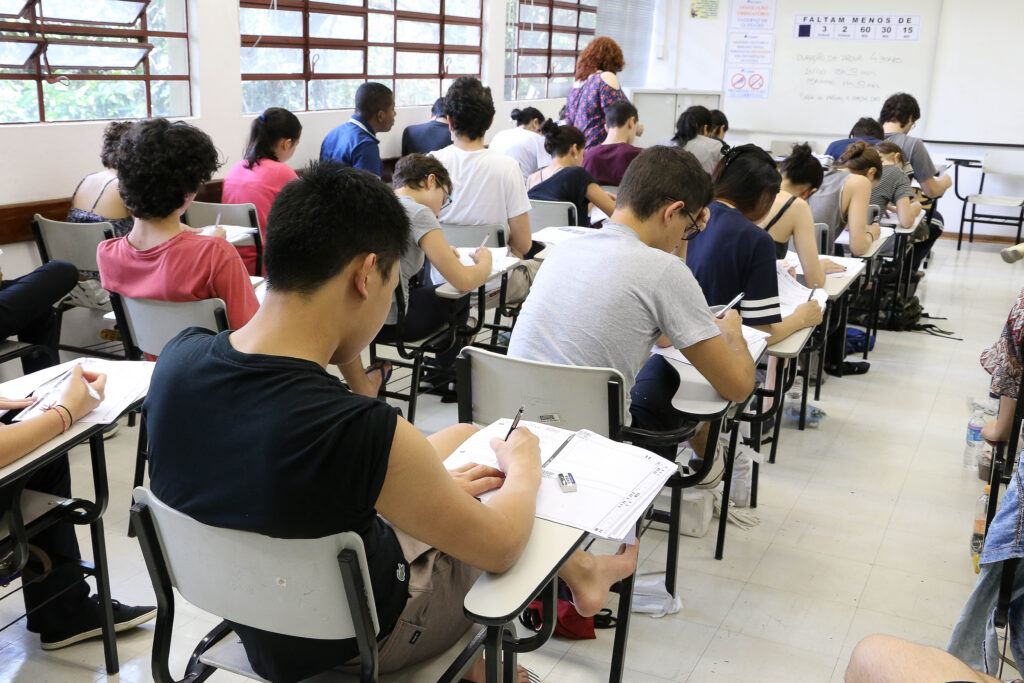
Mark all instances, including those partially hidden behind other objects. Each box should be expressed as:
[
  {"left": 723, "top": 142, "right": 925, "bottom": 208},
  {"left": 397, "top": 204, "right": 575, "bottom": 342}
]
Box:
[
  {"left": 430, "top": 77, "right": 533, "bottom": 259},
  {"left": 526, "top": 122, "right": 615, "bottom": 225},
  {"left": 222, "top": 107, "right": 301, "bottom": 275},
  {"left": 143, "top": 161, "right": 639, "bottom": 683},
  {"left": 564, "top": 37, "right": 628, "bottom": 149},
  {"left": 807, "top": 141, "right": 883, "bottom": 256},
  {"left": 0, "top": 365, "right": 156, "bottom": 651},
  {"left": 97, "top": 118, "right": 259, "bottom": 356},
  {"left": 824, "top": 117, "right": 884, "bottom": 162},
  {"left": 0, "top": 260, "right": 78, "bottom": 374},
  {"left": 319, "top": 82, "right": 396, "bottom": 177},
  {"left": 488, "top": 107, "right": 552, "bottom": 182},
  {"left": 758, "top": 143, "right": 846, "bottom": 288},
  {"left": 687, "top": 144, "right": 824, "bottom": 345},
  {"left": 401, "top": 97, "right": 452, "bottom": 156},
  {"left": 662, "top": 105, "right": 723, "bottom": 174},
  {"left": 708, "top": 109, "right": 730, "bottom": 152},
  {"left": 580, "top": 100, "right": 643, "bottom": 187},
  {"left": 874, "top": 140, "right": 937, "bottom": 274},
  {"left": 879, "top": 93, "right": 952, "bottom": 199},
  {"left": 509, "top": 145, "right": 755, "bottom": 473}
]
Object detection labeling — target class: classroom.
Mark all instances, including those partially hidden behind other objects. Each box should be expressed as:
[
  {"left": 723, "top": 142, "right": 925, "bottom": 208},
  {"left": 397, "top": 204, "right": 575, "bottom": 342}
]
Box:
[{"left": 0, "top": 0, "right": 1023, "bottom": 681}]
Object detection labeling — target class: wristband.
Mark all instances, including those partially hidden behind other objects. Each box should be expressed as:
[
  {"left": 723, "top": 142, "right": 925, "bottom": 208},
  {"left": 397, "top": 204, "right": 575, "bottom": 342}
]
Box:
[
  {"left": 43, "top": 404, "right": 68, "bottom": 433},
  {"left": 56, "top": 403, "right": 73, "bottom": 428}
]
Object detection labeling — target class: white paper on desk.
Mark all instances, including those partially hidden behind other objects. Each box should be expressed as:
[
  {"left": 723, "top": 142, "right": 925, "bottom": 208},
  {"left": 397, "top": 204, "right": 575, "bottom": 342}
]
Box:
[
  {"left": 444, "top": 419, "right": 675, "bottom": 541},
  {"left": 429, "top": 247, "right": 520, "bottom": 289},
  {"left": 200, "top": 224, "right": 259, "bottom": 245},
  {"left": 533, "top": 226, "right": 594, "bottom": 246},
  {"left": 652, "top": 325, "right": 768, "bottom": 367},
  {"left": 787, "top": 251, "right": 860, "bottom": 279},
  {"left": 776, "top": 264, "right": 827, "bottom": 317},
  {"left": 9, "top": 359, "right": 154, "bottom": 425},
  {"left": 834, "top": 226, "right": 894, "bottom": 246}
]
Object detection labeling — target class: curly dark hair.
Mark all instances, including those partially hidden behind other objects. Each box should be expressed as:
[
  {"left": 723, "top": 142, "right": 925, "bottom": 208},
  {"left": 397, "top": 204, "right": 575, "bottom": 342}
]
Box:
[
  {"left": 116, "top": 119, "right": 221, "bottom": 220},
  {"left": 574, "top": 37, "right": 624, "bottom": 81},
  {"left": 392, "top": 153, "right": 452, "bottom": 194},
  {"left": 100, "top": 121, "right": 132, "bottom": 169},
  {"left": 443, "top": 77, "right": 495, "bottom": 141},
  {"left": 879, "top": 93, "right": 921, "bottom": 127}
]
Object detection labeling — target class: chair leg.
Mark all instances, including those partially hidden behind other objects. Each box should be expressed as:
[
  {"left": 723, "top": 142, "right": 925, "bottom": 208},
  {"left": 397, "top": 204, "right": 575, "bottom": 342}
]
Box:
[
  {"left": 485, "top": 624, "right": 506, "bottom": 683},
  {"left": 608, "top": 573, "right": 634, "bottom": 683},
  {"left": 958, "top": 200, "right": 968, "bottom": 250},
  {"left": 664, "top": 486, "right": 681, "bottom": 597},
  {"left": 715, "top": 422, "right": 740, "bottom": 560},
  {"left": 407, "top": 355, "right": 422, "bottom": 425},
  {"left": 128, "top": 413, "right": 148, "bottom": 538}
]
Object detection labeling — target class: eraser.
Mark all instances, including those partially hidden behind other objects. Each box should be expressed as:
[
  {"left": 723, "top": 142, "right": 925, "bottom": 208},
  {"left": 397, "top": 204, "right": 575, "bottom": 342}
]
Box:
[{"left": 557, "top": 472, "right": 577, "bottom": 493}]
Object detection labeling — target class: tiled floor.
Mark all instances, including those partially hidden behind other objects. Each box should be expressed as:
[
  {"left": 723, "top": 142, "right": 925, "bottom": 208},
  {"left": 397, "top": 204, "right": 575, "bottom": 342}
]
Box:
[{"left": 0, "top": 239, "right": 1018, "bottom": 682}]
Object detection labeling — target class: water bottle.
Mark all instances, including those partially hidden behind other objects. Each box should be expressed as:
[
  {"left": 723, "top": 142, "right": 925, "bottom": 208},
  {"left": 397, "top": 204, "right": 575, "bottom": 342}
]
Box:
[
  {"left": 963, "top": 410, "right": 986, "bottom": 468},
  {"left": 971, "top": 486, "right": 990, "bottom": 573}
]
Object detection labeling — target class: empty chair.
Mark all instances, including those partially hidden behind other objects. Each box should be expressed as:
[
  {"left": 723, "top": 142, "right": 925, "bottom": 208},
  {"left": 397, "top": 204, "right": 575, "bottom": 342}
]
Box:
[{"left": 953, "top": 151, "right": 1024, "bottom": 249}]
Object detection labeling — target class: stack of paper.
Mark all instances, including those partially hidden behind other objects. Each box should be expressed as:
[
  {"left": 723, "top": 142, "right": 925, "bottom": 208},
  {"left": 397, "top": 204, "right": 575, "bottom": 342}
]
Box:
[
  {"left": 6, "top": 359, "right": 154, "bottom": 425},
  {"left": 444, "top": 419, "right": 675, "bottom": 542},
  {"left": 652, "top": 325, "right": 769, "bottom": 365},
  {"left": 200, "top": 224, "right": 259, "bottom": 245},
  {"left": 532, "top": 226, "right": 595, "bottom": 246},
  {"left": 785, "top": 251, "right": 861, "bottom": 279},
  {"left": 776, "top": 264, "right": 828, "bottom": 316}
]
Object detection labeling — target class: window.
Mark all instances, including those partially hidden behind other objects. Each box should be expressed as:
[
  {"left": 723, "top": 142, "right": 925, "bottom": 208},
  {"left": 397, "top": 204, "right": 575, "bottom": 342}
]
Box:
[
  {"left": 504, "top": 0, "right": 597, "bottom": 101},
  {"left": 0, "top": 0, "right": 191, "bottom": 124},
  {"left": 239, "top": 0, "right": 483, "bottom": 114}
]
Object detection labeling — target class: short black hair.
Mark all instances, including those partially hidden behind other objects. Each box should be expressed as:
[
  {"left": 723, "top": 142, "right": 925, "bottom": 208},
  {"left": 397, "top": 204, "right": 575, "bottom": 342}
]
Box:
[
  {"left": 264, "top": 161, "right": 408, "bottom": 293},
  {"left": 879, "top": 93, "right": 920, "bottom": 127},
  {"left": 355, "top": 82, "right": 394, "bottom": 120},
  {"left": 849, "top": 116, "right": 884, "bottom": 139},
  {"left": 116, "top": 118, "right": 221, "bottom": 220},
  {"left": 244, "top": 107, "right": 302, "bottom": 169},
  {"left": 671, "top": 105, "right": 712, "bottom": 146},
  {"left": 539, "top": 120, "right": 585, "bottom": 157},
  {"left": 443, "top": 77, "right": 494, "bottom": 141},
  {"left": 101, "top": 121, "right": 132, "bottom": 169},
  {"left": 711, "top": 144, "right": 781, "bottom": 220},
  {"left": 511, "top": 107, "right": 545, "bottom": 126},
  {"left": 605, "top": 100, "right": 638, "bottom": 128},
  {"left": 780, "top": 142, "right": 823, "bottom": 190},
  {"left": 430, "top": 97, "right": 446, "bottom": 118},
  {"left": 392, "top": 153, "right": 452, "bottom": 194},
  {"left": 709, "top": 109, "right": 728, "bottom": 135},
  {"left": 617, "top": 146, "right": 713, "bottom": 221}
]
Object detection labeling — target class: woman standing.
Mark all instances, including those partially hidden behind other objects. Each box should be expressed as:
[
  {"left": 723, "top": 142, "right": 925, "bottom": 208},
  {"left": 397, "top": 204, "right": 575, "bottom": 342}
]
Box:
[{"left": 564, "top": 37, "right": 627, "bottom": 149}]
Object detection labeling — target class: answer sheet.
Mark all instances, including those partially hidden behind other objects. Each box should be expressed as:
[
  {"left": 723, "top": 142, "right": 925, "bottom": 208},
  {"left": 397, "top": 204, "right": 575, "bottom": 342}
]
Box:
[
  {"left": 429, "top": 247, "right": 521, "bottom": 289},
  {"left": 785, "top": 251, "right": 862, "bottom": 279},
  {"left": 200, "top": 224, "right": 259, "bottom": 245},
  {"left": 651, "top": 325, "right": 769, "bottom": 366},
  {"left": 776, "top": 263, "right": 828, "bottom": 317}
]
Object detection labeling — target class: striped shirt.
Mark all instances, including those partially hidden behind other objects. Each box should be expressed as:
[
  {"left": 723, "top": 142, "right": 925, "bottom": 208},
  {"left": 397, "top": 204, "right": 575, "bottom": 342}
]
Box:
[{"left": 870, "top": 164, "right": 914, "bottom": 209}]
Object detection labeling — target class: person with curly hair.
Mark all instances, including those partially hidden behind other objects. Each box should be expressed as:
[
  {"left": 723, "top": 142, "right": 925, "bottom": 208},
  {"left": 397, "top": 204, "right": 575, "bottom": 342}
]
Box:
[
  {"left": 96, "top": 119, "right": 258, "bottom": 358},
  {"left": 565, "top": 37, "right": 629, "bottom": 149}
]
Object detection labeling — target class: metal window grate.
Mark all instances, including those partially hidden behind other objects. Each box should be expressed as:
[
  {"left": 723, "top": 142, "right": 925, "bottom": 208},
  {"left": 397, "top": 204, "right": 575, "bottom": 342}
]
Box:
[{"left": 504, "top": 0, "right": 597, "bottom": 101}]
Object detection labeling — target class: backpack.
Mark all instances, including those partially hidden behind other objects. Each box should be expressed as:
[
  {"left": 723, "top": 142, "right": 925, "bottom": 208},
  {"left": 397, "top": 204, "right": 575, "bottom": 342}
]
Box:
[{"left": 884, "top": 293, "right": 924, "bottom": 331}]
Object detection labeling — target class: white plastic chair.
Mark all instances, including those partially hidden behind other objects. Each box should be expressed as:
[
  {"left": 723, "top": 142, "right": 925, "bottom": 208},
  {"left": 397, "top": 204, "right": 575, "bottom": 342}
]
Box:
[
  {"left": 953, "top": 150, "right": 1024, "bottom": 248},
  {"left": 527, "top": 200, "right": 578, "bottom": 230},
  {"left": 109, "top": 294, "right": 228, "bottom": 360},
  {"left": 438, "top": 223, "right": 507, "bottom": 249},
  {"left": 182, "top": 200, "right": 263, "bottom": 275},
  {"left": 32, "top": 214, "right": 113, "bottom": 274}
]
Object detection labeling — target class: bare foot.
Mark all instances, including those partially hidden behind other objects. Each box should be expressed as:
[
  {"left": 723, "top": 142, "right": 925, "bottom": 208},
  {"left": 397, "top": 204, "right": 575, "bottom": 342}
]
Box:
[
  {"left": 564, "top": 542, "right": 639, "bottom": 618},
  {"left": 464, "top": 656, "right": 532, "bottom": 683}
]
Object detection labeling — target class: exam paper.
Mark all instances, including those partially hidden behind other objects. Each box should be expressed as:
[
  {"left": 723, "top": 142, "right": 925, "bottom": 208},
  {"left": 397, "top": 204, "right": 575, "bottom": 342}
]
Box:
[
  {"left": 834, "top": 226, "right": 895, "bottom": 246},
  {"left": 785, "top": 251, "right": 859, "bottom": 279},
  {"left": 776, "top": 264, "right": 828, "bottom": 317},
  {"left": 429, "top": 247, "right": 520, "bottom": 289},
  {"left": 532, "top": 226, "right": 595, "bottom": 246},
  {"left": 652, "top": 325, "right": 769, "bottom": 365},
  {"left": 200, "top": 224, "right": 259, "bottom": 245}
]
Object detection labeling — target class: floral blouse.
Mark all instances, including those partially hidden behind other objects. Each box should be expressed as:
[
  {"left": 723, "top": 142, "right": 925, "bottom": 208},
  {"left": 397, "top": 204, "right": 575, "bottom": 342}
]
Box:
[
  {"left": 565, "top": 72, "right": 627, "bottom": 150},
  {"left": 981, "top": 288, "right": 1024, "bottom": 399}
]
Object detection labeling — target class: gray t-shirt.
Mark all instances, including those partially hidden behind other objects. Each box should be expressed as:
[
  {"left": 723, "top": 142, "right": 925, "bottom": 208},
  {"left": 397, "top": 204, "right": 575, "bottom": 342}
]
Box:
[
  {"left": 508, "top": 222, "right": 721, "bottom": 400},
  {"left": 870, "top": 164, "right": 914, "bottom": 209},
  {"left": 387, "top": 195, "right": 439, "bottom": 325},
  {"left": 657, "top": 135, "right": 724, "bottom": 175},
  {"left": 884, "top": 131, "right": 937, "bottom": 183}
]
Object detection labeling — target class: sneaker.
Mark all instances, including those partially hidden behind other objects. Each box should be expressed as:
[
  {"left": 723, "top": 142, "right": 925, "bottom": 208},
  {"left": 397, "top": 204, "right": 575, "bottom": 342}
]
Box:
[
  {"left": 67, "top": 280, "right": 112, "bottom": 311},
  {"left": 1002, "top": 245, "right": 1024, "bottom": 264},
  {"left": 691, "top": 440, "right": 726, "bottom": 489},
  {"left": 102, "top": 421, "right": 120, "bottom": 440},
  {"left": 40, "top": 596, "right": 156, "bottom": 650}
]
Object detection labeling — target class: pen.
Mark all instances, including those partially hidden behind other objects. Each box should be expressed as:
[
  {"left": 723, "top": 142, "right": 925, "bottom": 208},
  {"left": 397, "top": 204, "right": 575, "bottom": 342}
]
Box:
[
  {"left": 215, "top": 211, "right": 222, "bottom": 228},
  {"left": 542, "top": 433, "right": 575, "bottom": 468},
  {"left": 503, "top": 405, "right": 525, "bottom": 441},
  {"left": 807, "top": 286, "right": 817, "bottom": 302},
  {"left": 715, "top": 292, "right": 744, "bottom": 319},
  {"left": 477, "top": 234, "right": 489, "bottom": 250}
]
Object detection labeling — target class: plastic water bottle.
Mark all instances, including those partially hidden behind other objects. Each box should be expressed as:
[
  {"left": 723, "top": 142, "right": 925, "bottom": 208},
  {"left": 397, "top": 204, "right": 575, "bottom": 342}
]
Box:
[
  {"left": 963, "top": 410, "right": 986, "bottom": 468},
  {"left": 971, "top": 486, "right": 990, "bottom": 573}
]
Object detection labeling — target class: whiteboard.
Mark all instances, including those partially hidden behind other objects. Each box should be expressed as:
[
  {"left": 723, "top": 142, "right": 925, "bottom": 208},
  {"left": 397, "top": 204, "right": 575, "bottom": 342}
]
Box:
[{"left": 724, "top": 0, "right": 943, "bottom": 137}]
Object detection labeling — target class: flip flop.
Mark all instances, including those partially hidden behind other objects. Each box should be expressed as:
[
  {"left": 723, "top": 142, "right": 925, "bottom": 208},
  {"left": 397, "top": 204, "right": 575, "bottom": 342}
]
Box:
[{"left": 365, "top": 361, "right": 393, "bottom": 387}]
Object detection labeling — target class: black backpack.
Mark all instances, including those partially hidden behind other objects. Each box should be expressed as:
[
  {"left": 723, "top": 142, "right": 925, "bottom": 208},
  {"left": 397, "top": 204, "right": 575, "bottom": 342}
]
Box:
[{"left": 884, "top": 293, "right": 923, "bottom": 331}]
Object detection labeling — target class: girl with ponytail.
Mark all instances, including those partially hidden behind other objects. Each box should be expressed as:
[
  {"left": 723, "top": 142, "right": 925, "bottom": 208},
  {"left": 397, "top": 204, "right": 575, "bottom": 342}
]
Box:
[
  {"left": 222, "top": 107, "right": 303, "bottom": 274},
  {"left": 807, "top": 140, "right": 883, "bottom": 256},
  {"left": 525, "top": 121, "right": 615, "bottom": 225},
  {"left": 488, "top": 106, "right": 551, "bottom": 182}
]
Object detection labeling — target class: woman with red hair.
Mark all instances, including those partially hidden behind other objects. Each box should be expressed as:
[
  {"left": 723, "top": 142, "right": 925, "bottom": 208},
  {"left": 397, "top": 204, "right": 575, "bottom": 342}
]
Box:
[{"left": 565, "top": 37, "right": 628, "bottom": 149}]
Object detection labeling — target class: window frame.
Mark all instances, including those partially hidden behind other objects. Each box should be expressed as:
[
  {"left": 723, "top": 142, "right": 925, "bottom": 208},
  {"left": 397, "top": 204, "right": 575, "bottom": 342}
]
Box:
[
  {"left": 238, "top": 0, "right": 483, "bottom": 112},
  {"left": 506, "top": 0, "right": 596, "bottom": 101},
  {"left": 0, "top": 0, "right": 192, "bottom": 124}
]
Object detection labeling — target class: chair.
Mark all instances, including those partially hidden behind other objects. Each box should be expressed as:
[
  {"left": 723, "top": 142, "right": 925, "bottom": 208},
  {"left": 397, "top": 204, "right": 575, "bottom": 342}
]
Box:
[
  {"left": 182, "top": 200, "right": 264, "bottom": 276},
  {"left": 130, "top": 487, "right": 488, "bottom": 683},
  {"left": 527, "top": 200, "right": 577, "bottom": 230},
  {"left": 0, "top": 340, "right": 57, "bottom": 376},
  {"left": 953, "top": 151, "right": 1024, "bottom": 249},
  {"left": 785, "top": 223, "right": 829, "bottom": 256},
  {"left": 867, "top": 204, "right": 882, "bottom": 227},
  {"left": 31, "top": 214, "right": 120, "bottom": 359}
]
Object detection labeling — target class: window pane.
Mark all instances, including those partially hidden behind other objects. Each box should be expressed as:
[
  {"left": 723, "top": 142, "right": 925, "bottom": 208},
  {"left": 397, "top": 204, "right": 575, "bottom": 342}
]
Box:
[
  {"left": 552, "top": 8, "right": 577, "bottom": 26},
  {"left": 577, "top": 33, "right": 593, "bottom": 49},
  {"left": 579, "top": 11, "right": 596, "bottom": 29},
  {"left": 504, "top": 76, "right": 515, "bottom": 100},
  {"left": 309, "top": 78, "right": 363, "bottom": 110},
  {"left": 311, "top": 49, "right": 363, "bottom": 74},
  {"left": 152, "top": 79, "right": 190, "bottom": 117},
  {"left": 239, "top": 8, "right": 302, "bottom": 37},
  {"left": 444, "top": 52, "right": 478, "bottom": 74},
  {"left": 551, "top": 56, "right": 574, "bottom": 73},
  {"left": 446, "top": 0, "right": 480, "bottom": 18},
  {"left": 0, "top": 80, "right": 39, "bottom": 123},
  {"left": 44, "top": 79, "right": 146, "bottom": 121},
  {"left": 397, "top": 0, "right": 439, "bottom": 11},
  {"left": 0, "top": 0, "right": 28, "bottom": 15},
  {"left": 548, "top": 76, "right": 571, "bottom": 97},
  {"left": 516, "top": 76, "right": 545, "bottom": 99},
  {"left": 368, "top": 13, "right": 394, "bottom": 42},
  {"left": 517, "top": 55, "right": 546, "bottom": 74},
  {"left": 46, "top": 42, "right": 150, "bottom": 70},
  {"left": 0, "top": 39, "right": 38, "bottom": 67},
  {"left": 518, "top": 30, "right": 548, "bottom": 49},
  {"left": 444, "top": 24, "right": 479, "bottom": 46},
  {"left": 149, "top": 37, "right": 189, "bottom": 76},
  {"left": 368, "top": 46, "right": 394, "bottom": 75},
  {"left": 396, "top": 51, "right": 437, "bottom": 74},
  {"left": 320, "top": 0, "right": 364, "bottom": 5},
  {"left": 580, "top": 0, "right": 597, "bottom": 5},
  {"left": 368, "top": 0, "right": 393, "bottom": 8},
  {"left": 147, "top": 0, "right": 187, "bottom": 33},
  {"left": 310, "top": 13, "right": 364, "bottom": 40},
  {"left": 519, "top": 4, "right": 548, "bottom": 23},
  {"left": 40, "top": 0, "right": 145, "bottom": 25},
  {"left": 442, "top": 77, "right": 454, "bottom": 93},
  {"left": 396, "top": 78, "right": 439, "bottom": 106},
  {"left": 396, "top": 20, "right": 439, "bottom": 44},
  {"left": 551, "top": 32, "right": 576, "bottom": 50},
  {"left": 242, "top": 79, "right": 305, "bottom": 113},
  {"left": 241, "top": 47, "right": 302, "bottom": 74}
]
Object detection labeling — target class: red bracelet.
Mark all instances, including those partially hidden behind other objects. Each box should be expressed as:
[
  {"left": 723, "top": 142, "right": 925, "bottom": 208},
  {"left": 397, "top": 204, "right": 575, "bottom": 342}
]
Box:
[
  {"left": 43, "top": 404, "right": 68, "bottom": 433},
  {"left": 55, "top": 404, "right": 73, "bottom": 428}
]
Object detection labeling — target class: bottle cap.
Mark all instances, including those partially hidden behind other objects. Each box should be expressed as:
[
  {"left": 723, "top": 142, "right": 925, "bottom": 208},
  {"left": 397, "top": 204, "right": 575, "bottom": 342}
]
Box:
[
  {"left": 974, "top": 409, "right": 985, "bottom": 417},
  {"left": 984, "top": 485, "right": 991, "bottom": 494}
]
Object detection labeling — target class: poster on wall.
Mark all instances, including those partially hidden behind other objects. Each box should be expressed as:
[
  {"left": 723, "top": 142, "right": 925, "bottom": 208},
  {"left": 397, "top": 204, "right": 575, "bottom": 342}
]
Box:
[
  {"left": 725, "top": 0, "right": 776, "bottom": 99},
  {"left": 792, "top": 14, "right": 922, "bottom": 41},
  {"left": 729, "top": 0, "right": 778, "bottom": 31},
  {"left": 690, "top": 0, "right": 720, "bottom": 19}
]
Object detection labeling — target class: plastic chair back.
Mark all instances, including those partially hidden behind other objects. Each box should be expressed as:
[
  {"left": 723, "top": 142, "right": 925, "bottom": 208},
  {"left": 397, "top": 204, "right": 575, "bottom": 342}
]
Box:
[
  {"left": 814, "top": 222, "right": 830, "bottom": 254},
  {"left": 866, "top": 204, "right": 881, "bottom": 226},
  {"left": 112, "top": 295, "right": 228, "bottom": 358},
  {"left": 132, "top": 487, "right": 380, "bottom": 639},
  {"left": 182, "top": 201, "right": 260, "bottom": 233},
  {"left": 456, "top": 347, "right": 626, "bottom": 438},
  {"left": 528, "top": 200, "right": 578, "bottom": 229},
  {"left": 439, "top": 223, "right": 507, "bottom": 248},
  {"left": 982, "top": 151, "right": 1024, "bottom": 178},
  {"left": 32, "top": 214, "right": 112, "bottom": 271}
]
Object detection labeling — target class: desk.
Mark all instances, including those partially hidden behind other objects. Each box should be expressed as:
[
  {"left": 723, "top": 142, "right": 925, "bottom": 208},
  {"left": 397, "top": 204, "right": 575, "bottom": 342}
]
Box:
[{"left": 802, "top": 261, "right": 867, "bottom": 407}]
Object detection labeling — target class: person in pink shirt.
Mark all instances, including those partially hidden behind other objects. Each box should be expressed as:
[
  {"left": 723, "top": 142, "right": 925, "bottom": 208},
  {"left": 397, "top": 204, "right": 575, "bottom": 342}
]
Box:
[
  {"left": 97, "top": 119, "right": 258, "bottom": 358},
  {"left": 222, "top": 107, "right": 302, "bottom": 275}
]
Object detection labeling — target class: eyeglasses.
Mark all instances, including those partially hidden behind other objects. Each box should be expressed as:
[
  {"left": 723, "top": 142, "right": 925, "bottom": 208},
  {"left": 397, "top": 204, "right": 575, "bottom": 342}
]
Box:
[
  {"left": 441, "top": 188, "right": 453, "bottom": 210},
  {"left": 681, "top": 211, "right": 702, "bottom": 240}
]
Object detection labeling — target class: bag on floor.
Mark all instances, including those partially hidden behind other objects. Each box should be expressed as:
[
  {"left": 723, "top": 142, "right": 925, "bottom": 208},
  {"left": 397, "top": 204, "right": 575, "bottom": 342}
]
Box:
[
  {"left": 845, "top": 328, "right": 876, "bottom": 355},
  {"left": 884, "top": 293, "right": 924, "bottom": 331},
  {"left": 518, "top": 580, "right": 617, "bottom": 640}
]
